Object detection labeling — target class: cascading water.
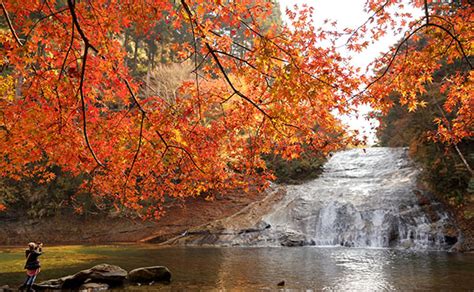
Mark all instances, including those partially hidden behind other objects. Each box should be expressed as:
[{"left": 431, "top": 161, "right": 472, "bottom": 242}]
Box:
[{"left": 261, "top": 147, "right": 457, "bottom": 250}]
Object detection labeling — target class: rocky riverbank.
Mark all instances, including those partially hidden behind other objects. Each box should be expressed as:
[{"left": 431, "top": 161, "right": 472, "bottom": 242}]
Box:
[
  {"left": 0, "top": 264, "right": 171, "bottom": 291},
  {"left": 0, "top": 187, "right": 270, "bottom": 245},
  {"left": 160, "top": 185, "right": 288, "bottom": 246}
]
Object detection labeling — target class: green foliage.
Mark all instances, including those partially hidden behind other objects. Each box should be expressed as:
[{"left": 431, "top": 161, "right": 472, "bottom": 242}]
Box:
[
  {"left": 467, "top": 177, "right": 474, "bottom": 194},
  {"left": 264, "top": 152, "right": 326, "bottom": 184},
  {"left": 409, "top": 138, "right": 472, "bottom": 203},
  {"left": 0, "top": 165, "right": 97, "bottom": 219}
]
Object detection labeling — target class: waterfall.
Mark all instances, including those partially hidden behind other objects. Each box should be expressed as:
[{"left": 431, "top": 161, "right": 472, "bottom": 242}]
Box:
[{"left": 262, "top": 148, "right": 457, "bottom": 250}]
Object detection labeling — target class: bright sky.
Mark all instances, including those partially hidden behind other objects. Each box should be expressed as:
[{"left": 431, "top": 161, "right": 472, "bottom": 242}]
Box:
[{"left": 278, "top": 0, "right": 423, "bottom": 145}]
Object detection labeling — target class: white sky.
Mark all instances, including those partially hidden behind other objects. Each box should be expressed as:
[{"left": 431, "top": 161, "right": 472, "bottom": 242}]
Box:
[{"left": 278, "top": 0, "right": 423, "bottom": 145}]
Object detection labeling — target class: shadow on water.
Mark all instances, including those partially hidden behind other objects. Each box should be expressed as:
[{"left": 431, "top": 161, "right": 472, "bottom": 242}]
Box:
[{"left": 1, "top": 245, "right": 474, "bottom": 290}]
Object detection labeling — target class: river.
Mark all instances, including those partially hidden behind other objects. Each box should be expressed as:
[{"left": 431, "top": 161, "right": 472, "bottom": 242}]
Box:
[{"left": 1, "top": 245, "right": 473, "bottom": 290}]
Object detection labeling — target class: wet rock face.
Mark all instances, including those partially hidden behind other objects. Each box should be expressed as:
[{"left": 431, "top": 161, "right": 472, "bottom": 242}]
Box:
[{"left": 261, "top": 148, "right": 459, "bottom": 250}]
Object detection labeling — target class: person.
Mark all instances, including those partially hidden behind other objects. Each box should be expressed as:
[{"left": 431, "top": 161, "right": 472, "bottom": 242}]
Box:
[{"left": 21, "top": 242, "right": 43, "bottom": 291}]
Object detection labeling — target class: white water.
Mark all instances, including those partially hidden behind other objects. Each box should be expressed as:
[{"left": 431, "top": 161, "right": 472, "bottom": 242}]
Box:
[{"left": 262, "top": 147, "right": 456, "bottom": 249}]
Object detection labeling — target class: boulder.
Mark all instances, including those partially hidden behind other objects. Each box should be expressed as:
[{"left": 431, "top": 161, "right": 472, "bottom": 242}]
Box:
[
  {"left": 279, "top": 231, "right": 310, "bottom": 247},
  {"left": 128, "top": 266, "right": 172, "bottom": 284},
  {"left": 0, "top": 285, "right": 15, "bottom": 292},
  {"left": 79, "top": 282, "right": 109, "bottom": 292},
  {"left": 34, "top": 277, "right": 66, "bottom": 290},
  {"left": 35, "top": 264, "right": 127, "bottom": 290}
]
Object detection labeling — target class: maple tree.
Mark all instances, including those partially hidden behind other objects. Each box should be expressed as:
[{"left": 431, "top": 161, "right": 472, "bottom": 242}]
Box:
[
  {"left": 0, "top": 0, "right": 358, "bottom": 217},
  {"left": 348, "top": 0, "right": 473, "bottom": 174},
  {"left": 0, "top": 0, "right": 472, "bottom": 217}
]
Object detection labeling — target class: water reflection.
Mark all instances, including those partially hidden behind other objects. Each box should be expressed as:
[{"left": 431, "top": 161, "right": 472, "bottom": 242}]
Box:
[
  {"left": 1, "top": 246, "right": 473, "bottom": 290},
  {"left": 328, "top": 249, "right": 395, "bottom": 290}
]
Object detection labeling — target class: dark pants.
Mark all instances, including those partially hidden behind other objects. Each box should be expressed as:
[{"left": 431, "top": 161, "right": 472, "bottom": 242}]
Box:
[{"left": 24, "top": 274, "right": 37, "bottom": 285}]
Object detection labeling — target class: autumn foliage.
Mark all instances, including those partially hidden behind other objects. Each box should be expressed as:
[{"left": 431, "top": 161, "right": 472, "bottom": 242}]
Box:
[
  {"left": 357, "top": 0, "right": 473, "bottom": 145},
  {"left": 0, "top": 0, "right": 472, "bottom": 217}
]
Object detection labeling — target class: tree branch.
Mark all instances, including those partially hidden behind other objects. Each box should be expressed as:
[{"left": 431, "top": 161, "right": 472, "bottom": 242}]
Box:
[
  {"left": 180, "top": 0, "right": 273, "bottom": 120},
  {"left": 124, "top": 79, "right": 204, "bottom": 173},
  {"left": 67, "top": 0, "right": 98, "bottom": 53},
  {"left": 67, "top": 0, "right": 103, "bottom": 167},
  {"left": 24, "top": 7, "right": 69, "bottom": 41},
  {"left": 78, "top": 45, "right": 104, "bottom": 167},
  {"left": 1, "top": 2, "right": 24, "bottom": 46},
  {"left": 350, "top": 18, "right": 472, "bottom": 102}
]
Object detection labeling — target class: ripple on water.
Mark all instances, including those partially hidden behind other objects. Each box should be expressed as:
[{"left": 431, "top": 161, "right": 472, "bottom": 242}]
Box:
[{"left": 1, "top": 246, "right": 473, "bottom": 290}]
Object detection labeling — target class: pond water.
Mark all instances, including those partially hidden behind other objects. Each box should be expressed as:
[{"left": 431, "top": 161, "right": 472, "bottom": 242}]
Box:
[{"left": 1, "top": 245, "right": 473, "bottom": 290}]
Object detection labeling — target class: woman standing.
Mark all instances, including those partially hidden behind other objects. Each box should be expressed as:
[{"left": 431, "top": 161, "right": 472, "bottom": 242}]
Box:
[{"left": 21, "top": 242, "right": 43, "bottom": 291}]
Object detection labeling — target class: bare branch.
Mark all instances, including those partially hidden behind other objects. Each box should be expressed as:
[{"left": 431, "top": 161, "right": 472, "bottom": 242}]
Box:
[
  {"left": 428, "top": 23, "right": 472, "bottom": 69},
  {"left": 124, "top": 113, "right": 145, "bottom": 188},
  {"left": 424, "top": 0, "right": 429, "bottom": 25},
  {"left": 180, "top": 0, "right": 273, "bottom": 120},
  {"left": 207, "top": 44, "right": 274, "bottom": 120},
  {"left": 430, "top": 95, "right": 473, "bottom": 175}
]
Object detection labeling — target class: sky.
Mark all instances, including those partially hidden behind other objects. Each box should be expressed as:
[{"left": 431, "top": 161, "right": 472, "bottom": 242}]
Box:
[{"left": 278, "top": 0, "right": 423, "bottom": 145}]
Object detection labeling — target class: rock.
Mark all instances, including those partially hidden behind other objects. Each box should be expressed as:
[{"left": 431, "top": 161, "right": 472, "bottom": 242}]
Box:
[
  {"left": 449, "top": 241, "right": 463, "bottom": 252},
  {"left": 444, "top": 235, "right": 458, "bottom": 246},
  {"left": 63, "top": 264, "right": 127, "bottom": 288},
  {"left": 79, "top": 282, "right": 109, "bottom": 291},
  {"left": 36, "top": 264, "right": 127, "bottom": 290},
  {"left": 0, "top": 285, "right": 15, "bottom": 292},
  {"left": 279, "top": 231, "right": 309, "bottom": 247},
  {"left": 128, "top": 266, "right": 172, "bottom": 284},
  {"left": 34, "top": 277, "right": 65, "bottom": 290},
  {"left": 400, "top": 239, "right": 414, "bottom": 249}
]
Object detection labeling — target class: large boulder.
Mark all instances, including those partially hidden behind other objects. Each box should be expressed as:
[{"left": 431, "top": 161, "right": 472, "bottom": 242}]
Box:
[
  {"left": 279, "top": 231, "right": 312, "bottom": 247},
  {"left": 128, "top": 266, "right": 172, "bottom": 284},
  {"left": 79, "top": 282, "right": 109, "bottom": 291},
  {"left": 34, "top": 277, "right": 66, "bottom": 290},
  {"left": 35, "top": 264, "right": 127, "bottom": 290}
]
